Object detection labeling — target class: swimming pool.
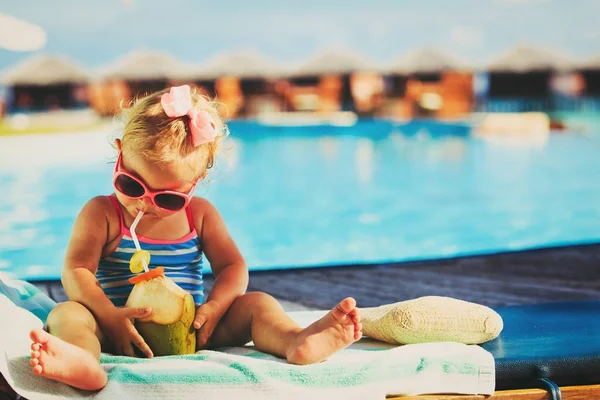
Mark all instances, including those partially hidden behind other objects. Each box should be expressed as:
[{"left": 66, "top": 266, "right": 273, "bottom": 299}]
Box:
[{"left": 1, "top": 120, "right": 599, "bottom": 280}]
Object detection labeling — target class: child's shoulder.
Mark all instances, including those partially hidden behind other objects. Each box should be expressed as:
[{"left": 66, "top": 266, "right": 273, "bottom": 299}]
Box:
[
  {"left": 189, "top": 196, "right": 227, "bottom": 228},
  {"left": 188, "top": 197, "right": 229, "bottom": 239},
  {"left": 80, "top": 196, "right": 122, "bottom": 243},
  {"left": 78, "top": 195, "right": 119, "bottom": 226},
  {"left": 82, "top": 195, "right": 115, "bottom": 213},
  {"left": 189, "top": 196, "right": 218, "bottom": 216}
]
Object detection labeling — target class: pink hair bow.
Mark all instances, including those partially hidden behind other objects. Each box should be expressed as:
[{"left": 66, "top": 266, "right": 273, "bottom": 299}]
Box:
[{"left": 160, "top": 85, "right": 217, "bottom": 147}]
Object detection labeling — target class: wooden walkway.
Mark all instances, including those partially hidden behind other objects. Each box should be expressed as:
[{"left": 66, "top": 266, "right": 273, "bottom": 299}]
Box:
[{"left": 33, "top": 243, "right": 600, "bottom": 311}]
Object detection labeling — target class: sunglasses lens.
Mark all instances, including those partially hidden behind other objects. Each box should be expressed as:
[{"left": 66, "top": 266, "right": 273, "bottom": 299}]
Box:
[
  {"left": 114, "top": 174, "right": 145, "bottom": 197},
  {"left": 155, "top": 193, "right": 187, "bottom": 211}
]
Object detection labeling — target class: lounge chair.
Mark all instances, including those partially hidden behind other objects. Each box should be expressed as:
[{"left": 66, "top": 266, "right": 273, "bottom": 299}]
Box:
[
  {"left": 401, "top": 300, "right": 600, "bottom": 399},
  {"left": 2, "top": 298, "right": 599, "bottom": 399}
]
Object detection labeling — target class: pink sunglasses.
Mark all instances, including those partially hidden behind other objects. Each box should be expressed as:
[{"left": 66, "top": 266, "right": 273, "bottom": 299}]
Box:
[{"left": 112, "top": 152, "right": 196, "bottom": 212}]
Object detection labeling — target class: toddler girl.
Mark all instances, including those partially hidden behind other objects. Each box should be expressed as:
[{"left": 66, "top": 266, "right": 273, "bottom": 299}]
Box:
[{"left": 28, "top": 85, "right": 362, "bottom": 391}]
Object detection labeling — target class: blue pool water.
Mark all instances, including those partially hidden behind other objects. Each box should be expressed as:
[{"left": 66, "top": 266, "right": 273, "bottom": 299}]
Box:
[{"left": 1, "top": 120, "right": 600, "bottom": 280}]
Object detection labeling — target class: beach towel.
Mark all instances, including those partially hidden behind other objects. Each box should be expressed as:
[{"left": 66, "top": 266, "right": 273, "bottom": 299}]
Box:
[{"left": 0, "top": 274, "right": 495, "bottom": 400}]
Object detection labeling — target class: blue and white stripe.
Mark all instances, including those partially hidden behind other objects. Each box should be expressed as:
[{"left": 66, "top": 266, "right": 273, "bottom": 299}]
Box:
[{"left": 97, "top": 234, "right": 204, "bottom": 307}]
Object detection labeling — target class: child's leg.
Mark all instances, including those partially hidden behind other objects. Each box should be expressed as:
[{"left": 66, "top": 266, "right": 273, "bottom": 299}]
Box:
[
  {"left": 207, "top": 292, "right": 362, "bottom": 364},
  {"left": 29, "top": 301, "right": 108, "bottom": 391}
]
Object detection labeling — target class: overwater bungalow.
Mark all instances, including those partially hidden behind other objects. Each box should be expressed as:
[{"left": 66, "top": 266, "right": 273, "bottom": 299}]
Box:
[
  {"left": 1, "top": 54, "right": 89, "bottom": 113},
  {"left": 175, "top": 50, "right": 286, "bottom": 118},
  {"left": 284, "top": 49, "right": 382, "bottom": 115},
  {"left": 479, "top": 45, "right": 575, "bottom": 113},
  {"left": 577, "top": 53, "right": 600, "bottom": 97},
  {"left": 385, "top": 48, "right": 472, "bottom": 119},
  {"left": 88, "top": 50, "right": 188, "bottom": 115}
]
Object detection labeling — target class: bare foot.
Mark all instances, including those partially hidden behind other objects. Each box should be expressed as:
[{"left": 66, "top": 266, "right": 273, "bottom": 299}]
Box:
[
  {"left": 286, "top": 297, "right": 362, "bottom": 364},
  {"left": 29, "top": 329, "right": 107, "bottom": 391}
]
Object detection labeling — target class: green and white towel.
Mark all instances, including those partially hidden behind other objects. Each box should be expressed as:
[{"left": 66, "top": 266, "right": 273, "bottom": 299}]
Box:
[{"left": 0, "top": 274, "right": 495, "bottom": 399}]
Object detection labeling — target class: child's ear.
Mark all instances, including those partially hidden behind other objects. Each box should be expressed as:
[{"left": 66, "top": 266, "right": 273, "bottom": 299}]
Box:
[{"left": 115, "top": 138, "right": 122, "bottom": 152}]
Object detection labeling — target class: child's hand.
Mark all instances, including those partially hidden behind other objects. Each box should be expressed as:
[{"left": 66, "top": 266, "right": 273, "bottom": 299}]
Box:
[
  {"left": 98, "top": 306, "right": 154, "bottom": 358},
  {"left": 194, "top": 300, "right": 224, "bottom": 349}
]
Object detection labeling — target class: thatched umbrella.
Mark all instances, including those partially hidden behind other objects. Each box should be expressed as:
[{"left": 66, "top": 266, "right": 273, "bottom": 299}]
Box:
[
  {"left": 99, "top": 49, "right": 189, "bottom": 81},
  {"left": 1, "top": 54, "right": 88, "bottom": 85},
  {"left": 387, "top": 48, "right": 467, "bottom": 75},
  {"left": 485, "top": 45, "right": 574, "bottom": 73},
  {"left": 288, "top": 49, "right": 378, "bottom": 77}
]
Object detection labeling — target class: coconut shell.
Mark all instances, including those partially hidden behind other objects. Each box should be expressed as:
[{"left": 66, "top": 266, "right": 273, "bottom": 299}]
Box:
[
  {"left": 134, "top": 292, "right": 196, "bottom": 356},
  {"left": 125, "top": 273, "right": 197, "bottom": 356}
]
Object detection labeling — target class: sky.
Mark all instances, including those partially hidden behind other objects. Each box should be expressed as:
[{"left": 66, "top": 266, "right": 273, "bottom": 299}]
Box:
[{"left": 1, "top": 0, "right": 599, "bottom": 70}]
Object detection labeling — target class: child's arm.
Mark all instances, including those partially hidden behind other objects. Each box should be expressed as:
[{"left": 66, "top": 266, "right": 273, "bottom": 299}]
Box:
[
  {"left": 192, "top": 197, "right": 248, "bottom": 346},
  {"left": 61, "top": 196, "right": 153, "bottom": 358},
  {"left": 61, "top": 197, "right": 116, "bottom": 312}
]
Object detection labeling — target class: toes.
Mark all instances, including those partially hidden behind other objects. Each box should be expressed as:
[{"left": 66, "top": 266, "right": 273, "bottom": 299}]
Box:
[
  {"left": 333, "top": 298, "right": 357, "bottom": 320},
  {"left": 354, "top": 331, "right": 363, "bottom": 341},
  {"left": 30, "top": 328, "right": 51, "bottom": 345},
  {"left": 31, "top": 343, "right": 41, "bottom": 351},
  {"left": 31, "top": 350, "right": 40, "bottom": 359},
  {"left": 355, "top": 322, "right": 363, "bottom": 332},
  {"left": 32, "top": 365, "right": 43, "bottom": 375},
  {"left": 332, "top": 306, "right": 346, "bottom": 321},
  {"left": 338, "top": 298, "right": 357, "bottom": 314},
  {"left": 29, "top": 357, "right": 39, "bottom": 367}
]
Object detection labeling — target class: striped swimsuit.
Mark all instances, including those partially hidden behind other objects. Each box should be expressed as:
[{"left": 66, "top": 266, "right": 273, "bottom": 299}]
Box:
[{"left": 96, "top": 195, "right": 204, "bottom": 307}]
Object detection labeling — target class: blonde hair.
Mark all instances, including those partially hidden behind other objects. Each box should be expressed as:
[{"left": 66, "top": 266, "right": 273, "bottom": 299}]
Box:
[{"left": 118, "top": 87, "right": 228, "bottom": 180}]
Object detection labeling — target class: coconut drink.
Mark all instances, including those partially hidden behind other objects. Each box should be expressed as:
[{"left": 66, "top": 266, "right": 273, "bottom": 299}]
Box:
[{"left": 123, "top": 212, "right": 196, "bottom": 356}]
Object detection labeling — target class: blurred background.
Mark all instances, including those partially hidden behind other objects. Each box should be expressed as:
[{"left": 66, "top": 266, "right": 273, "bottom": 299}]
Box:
[{"left": 0, "top": 1, "right": 599, "bottom": 307}]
